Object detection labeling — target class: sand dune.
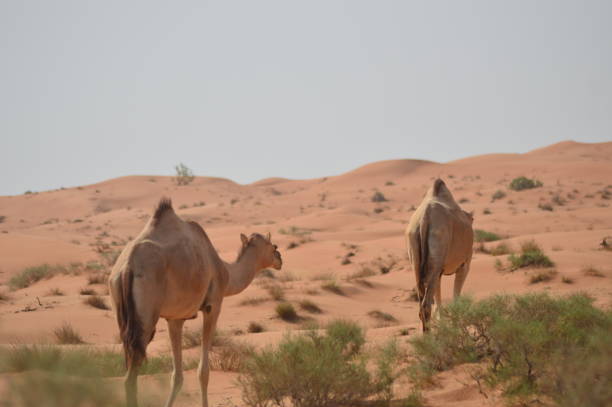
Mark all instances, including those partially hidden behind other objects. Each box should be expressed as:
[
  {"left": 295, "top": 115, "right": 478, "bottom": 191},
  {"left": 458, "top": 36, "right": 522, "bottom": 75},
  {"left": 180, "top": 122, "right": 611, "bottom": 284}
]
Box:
[{"left": 1, "top": 140, "right": 611, "bottom": 406}]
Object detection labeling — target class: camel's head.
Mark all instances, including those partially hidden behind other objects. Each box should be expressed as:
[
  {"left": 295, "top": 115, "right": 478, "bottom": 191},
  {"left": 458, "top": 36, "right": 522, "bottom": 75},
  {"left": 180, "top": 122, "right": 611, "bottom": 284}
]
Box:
[{"left": 240, "top": 232, "right": 283, "bottom": 271}]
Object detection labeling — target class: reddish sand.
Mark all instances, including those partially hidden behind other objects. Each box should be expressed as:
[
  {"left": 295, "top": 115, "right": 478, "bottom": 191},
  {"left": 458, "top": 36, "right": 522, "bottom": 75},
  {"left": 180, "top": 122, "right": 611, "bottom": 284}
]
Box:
[{"left": 1, "top": 140, "right": 611, "bottom": 406}]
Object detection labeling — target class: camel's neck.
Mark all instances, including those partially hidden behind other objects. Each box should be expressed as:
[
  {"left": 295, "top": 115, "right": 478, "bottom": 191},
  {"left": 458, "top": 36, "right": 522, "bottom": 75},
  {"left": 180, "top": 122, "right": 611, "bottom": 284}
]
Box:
[{"left": 224, "top": 247, "right": 262, "bottom": 297}]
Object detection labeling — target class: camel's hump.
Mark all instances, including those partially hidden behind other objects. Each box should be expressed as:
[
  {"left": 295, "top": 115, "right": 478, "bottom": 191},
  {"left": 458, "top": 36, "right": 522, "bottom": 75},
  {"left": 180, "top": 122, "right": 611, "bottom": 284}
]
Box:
[{"left": 153, "top": 197, "right": 173, "bottom": 223}]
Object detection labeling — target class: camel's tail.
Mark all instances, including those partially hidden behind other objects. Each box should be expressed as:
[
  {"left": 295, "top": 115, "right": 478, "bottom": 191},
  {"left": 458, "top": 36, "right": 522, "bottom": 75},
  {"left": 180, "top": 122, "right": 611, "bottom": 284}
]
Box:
[
  {"left": 116, "top": 266, "right": 145, "bottom": 369},
  {"left": 417, "top": 206, "right": 431, "bottom": 301}
]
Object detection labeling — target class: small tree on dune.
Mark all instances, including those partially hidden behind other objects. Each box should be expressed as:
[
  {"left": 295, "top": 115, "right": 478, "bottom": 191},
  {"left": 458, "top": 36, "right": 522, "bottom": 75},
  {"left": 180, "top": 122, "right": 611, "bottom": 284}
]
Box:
[{"left": 174, "top": 163, "right": 195, "bottom": 186}]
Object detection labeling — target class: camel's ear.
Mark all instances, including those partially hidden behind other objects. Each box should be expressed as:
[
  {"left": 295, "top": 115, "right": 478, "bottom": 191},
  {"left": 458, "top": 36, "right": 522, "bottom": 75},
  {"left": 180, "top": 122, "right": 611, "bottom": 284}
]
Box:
[
  {"left": 266, "top": 232, "right": 271, "bottom": 242},
  {"left": 240, "top": 233, "right": 248, "bottom": 246}
]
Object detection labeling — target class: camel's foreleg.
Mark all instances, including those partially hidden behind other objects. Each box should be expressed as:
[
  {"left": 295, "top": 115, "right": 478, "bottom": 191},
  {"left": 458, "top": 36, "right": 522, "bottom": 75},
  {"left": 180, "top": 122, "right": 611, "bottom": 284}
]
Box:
[{"left": 453, "top": 261, "right": 470, "bottom": 298}]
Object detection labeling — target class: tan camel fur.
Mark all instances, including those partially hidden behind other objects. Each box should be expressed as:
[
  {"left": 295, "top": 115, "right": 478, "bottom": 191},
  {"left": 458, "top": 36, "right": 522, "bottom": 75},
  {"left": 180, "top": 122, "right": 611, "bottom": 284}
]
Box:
[
  {"left": 405, "top": 179, "right": 473, "bottom": 332},
  {"left": 108, "top": 198, "right": 282, "bottom": 407}
]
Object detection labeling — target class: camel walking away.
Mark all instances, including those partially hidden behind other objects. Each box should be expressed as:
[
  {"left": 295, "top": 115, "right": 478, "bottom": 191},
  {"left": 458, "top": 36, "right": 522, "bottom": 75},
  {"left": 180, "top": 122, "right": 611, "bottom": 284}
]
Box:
[
  {"left": 108, "top": 198, "right": 282, "bottom": 407},
  {"left": 405, "top": 179, "right": 473, "bottom": 332}
]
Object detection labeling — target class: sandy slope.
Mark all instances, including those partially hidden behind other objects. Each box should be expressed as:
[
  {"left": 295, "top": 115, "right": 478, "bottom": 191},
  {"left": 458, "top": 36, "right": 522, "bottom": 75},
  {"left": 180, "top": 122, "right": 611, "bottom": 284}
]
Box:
[{"left": 1, "top": 140, "right": 611, "bottom": 406}]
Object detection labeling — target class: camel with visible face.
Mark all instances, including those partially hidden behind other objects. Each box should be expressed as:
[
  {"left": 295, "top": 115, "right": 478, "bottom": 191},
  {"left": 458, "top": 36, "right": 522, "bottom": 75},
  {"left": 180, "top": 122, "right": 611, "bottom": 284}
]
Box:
[
  {"left": 405, "top": 179, "right": 473, "bottom": 332},
  {"left": 108, "top": 198, "right": 282, "bottom": 407}
]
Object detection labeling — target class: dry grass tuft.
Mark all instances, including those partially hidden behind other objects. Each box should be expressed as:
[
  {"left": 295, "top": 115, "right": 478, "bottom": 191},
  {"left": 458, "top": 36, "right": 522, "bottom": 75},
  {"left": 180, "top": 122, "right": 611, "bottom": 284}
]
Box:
[
  {"left": 582, "top": 265, "right": 605, "bottom": 278},
  {"left": 275, "top": 302, "right": 299, "bottom": 322},
  {"left": 321, "top": 281, "right": 344, "bottom": 296},
  {"left": 247, "top": 322, "right": 265, "bottom": 333},
  {"left": 46, "top": 287, "right": 65, "bottom": 296},
  {"left": 84, "top": 295, "right": 109, "bottom": 310},
  {"left": 367, "top": 310, "right": 398, "bottom": 325},
  {"left": 299, "top": 299, "right": 322, "bottom": 314},
  {"left": 79, "top": 288, "right": 96, "bottom": 295},
  {"left": 267, "top": 285, "right": 286, "bottom": 301},
  {"left": 529, "top": 269, "right": 558, "bottom": 284},
  {"left": 182, "top": 328, "right": 202, "bottom": 349},
  {"left": 239, "top": 296, "right": 269, "bottom": 306},
  {"left": 54, "top": 323, "right": 86, "bottom": 344}
]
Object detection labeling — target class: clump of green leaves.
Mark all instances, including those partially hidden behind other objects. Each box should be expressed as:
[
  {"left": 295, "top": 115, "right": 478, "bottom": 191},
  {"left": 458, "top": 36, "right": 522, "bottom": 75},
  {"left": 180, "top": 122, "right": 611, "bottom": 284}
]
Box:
[
  {"left": 509, "top": 176, "right": 542, "bottom": 191},
  {"left": 508, "top": 240, "right": 554, "bottom": 270},
  {"left": 408, "top": 293, "right": 612, "bottom": 404}
]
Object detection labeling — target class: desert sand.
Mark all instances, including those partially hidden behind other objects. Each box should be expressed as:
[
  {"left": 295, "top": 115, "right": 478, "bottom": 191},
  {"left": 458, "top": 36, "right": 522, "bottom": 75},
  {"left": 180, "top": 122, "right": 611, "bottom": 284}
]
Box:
[{"left": 1, "top": 140, "right": 611, "bottom": 406}]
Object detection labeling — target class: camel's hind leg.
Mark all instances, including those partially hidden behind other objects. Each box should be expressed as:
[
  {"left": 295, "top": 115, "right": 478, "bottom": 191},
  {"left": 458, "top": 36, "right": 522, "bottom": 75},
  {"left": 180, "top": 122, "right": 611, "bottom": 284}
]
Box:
[
  {"left": 453, "top": 262, "right": 470, "bottom": 298},
  {"left": 164, "top": 319, "right": 185, "bottom": 407},
  {"left": 198, "top": 301, "right": 222, "bottom": 407},
  {"left": 434, "top": 273, "right": 443, "bottom": 318},
  {"left": 125, "top": 319, "right": 157, "bottom": 407}
]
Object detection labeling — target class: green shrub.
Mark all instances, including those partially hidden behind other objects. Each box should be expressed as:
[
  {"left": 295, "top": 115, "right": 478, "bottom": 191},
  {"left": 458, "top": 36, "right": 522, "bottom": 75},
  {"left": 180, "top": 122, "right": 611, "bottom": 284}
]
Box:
[
  {"left": 238, "top": 319, "right": 398, "bottom": 407},
  {"left": 508, "top": 240, "right": 554, "bottom": 270},
  {"left": 409, "top": 293, "right": 612, "bottom": 403},
  {"left": 275, "top": 302, "right": 298, "bottom": 322},
  {"left": 9, "top": 264, "right": 58, "bottom": 290},
  {"left": 509, "top": 176, "right": 543, "bottom": 191},
  {"left": 491, "top": 190, "right": 506, "bottom": 201},
  {"left": 489, "top": 242, "right": 512, "bottom": 256},
  {"left": 529, "top": 269, "right": 557, "bottom": 284},
  {"left": 474, "top": 229, "right": 501, "bottom": 242}
]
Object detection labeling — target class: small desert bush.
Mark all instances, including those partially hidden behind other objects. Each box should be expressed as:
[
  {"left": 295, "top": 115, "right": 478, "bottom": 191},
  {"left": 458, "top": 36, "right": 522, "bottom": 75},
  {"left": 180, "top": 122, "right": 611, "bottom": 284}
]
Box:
[
  {"left": 491, "top": 189, "right": 506, "bottom": 201},
  {"left": 210, "top": 339, "right": 254, "bottom": 372},
  {"left": 368, "top": 310, "right": 398, "bottom": 324},
  {"left": 371, "top": 191, "right": 388, "bottom": 202},
  {"left": 174, "top": 162, "right": 195, "bottom": 186},
  {"left": 299, "top": 299, "right": 322, "bottom": 314},
  {"left": 407, "top": 288, "right": 420, "bottom": 302},
  {"left": 275, "top": 302, "right": 298, "bottom": 322},
  {"left": 238, "top": 320, "right": 400, "bottom": 407},
  {"left": 561, "top": 276, "right": 574, "bottom": 284},
  {"left": 538, "top": 202, "right": 554, "bottom": 211},
  {"left": 247, "top": 322, "right": 265, "bottom": 333},
  {"left": 87, "top": 273, "right": 107, "bottom": 285},
  {"left": 53, "top": 323, "right": 85, "bottom": 345},
  {"left": 84, "top": 295, "right": 109, "bottom": 310},
  {"left": 508, "top": 240, "right": 554, "bottom": 270},
  {"left": 79, "top": 288, "right": 96, "bottom": 295},
  {"left": 239, "top": 296, "right": 268, "bottom": 306},
  {"left": 46, "top": 287, "right": 64, "bottom": 296},
  {"left": 509, "top": 176, "right": 543, "bottom": 191},
  {"left": 489, "top": 242, "right": 512, "bottom": 256},
  {"left": 9, "top": 264, "right": 58, "bottom": 290},
  {"left": 266, "top": 284, "right": 286, "bottom": 301},
  {"left": 348, "top": 266, "right": 376, "bottom": 280},
  {"left": 409, "top": 293, "right": 612, "bottom": 403},
  {"left": 582, "top": 265, "right": 605, "bottom": 277},
  {"left": 321, "top": 280, "right": 344, "bottom": 295},
  {"left": 474, "top": 229, "right": 501, "bottom": 242},
  {"left": 529, "top": 269, "right": 558, "bottom": 284}
]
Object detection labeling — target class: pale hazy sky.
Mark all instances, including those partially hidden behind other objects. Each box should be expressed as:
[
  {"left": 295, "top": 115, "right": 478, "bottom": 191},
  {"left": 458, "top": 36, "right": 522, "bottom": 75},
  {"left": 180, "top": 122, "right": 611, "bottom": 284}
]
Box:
[{"left": 1, "top": 1, "right": 611, "bottom": 196}]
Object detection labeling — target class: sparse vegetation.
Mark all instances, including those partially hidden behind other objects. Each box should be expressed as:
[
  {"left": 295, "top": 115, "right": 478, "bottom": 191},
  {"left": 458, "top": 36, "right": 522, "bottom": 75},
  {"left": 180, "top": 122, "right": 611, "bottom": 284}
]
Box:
[
  {"left": 561, "top": 276, "right": 574, "bottom": 284},
  {"left": 491, "top": 190, "right": 506, "bottom": 201},
  {"left": 582, "top": 265, "right": 605, "bottom": 277},
  {"left": 8, "top": 264, "right": 60, "bottom": 290},
  {"left": 174, "top": 162, "right": 195, "bottom": 186},
  {"left": 239, "top": 296, "right": 268, "bottom": 306},
  {"left": 275, "top": 302, "right": 298, "bottom": 322},
  {"left": 474, "top": 229, "right": 501, "bottom": 242},
  {"left": 53, "top": 323, "right": 85, "bottom": 345},
  {"left": 509, "top": 176, "right": 543, "bottom": 191},
  {"left": 79, "top": 288, "right": 96, "bottom": 295},
  {"left": 371, "top": 191, "right": 388, "bottom": 202},
  {"left": 46, "top": 287, "right": 64, "bottom": 296},
  {"left": 0, "top": 291, "right": 10, "bottom": 302},
  {"left": 84, "top": 295, "right": 109, "bottom": 310},
  {"left": 321, "top": 280, "right": 344, "bottom": 295},
  {"left": 0, "top": 215, "right": 5, "bottom": 223},
  {"left": 508, "top": 240, "right": 554, "bottom": 270},
  {"left": 87, "top": 273, "right": 107, "bottom": 285},
  {"left": 538, "top": 202, "right": 554, "bottom": 211},
  {"left": 368, "top": 310, "right": 398, "bottom": 324},
  {"left": 299, "top": 299, "right": 322, "bottom": 314},
  {"left": 266, "top": 284, "right": 285, "bottom": 301},
  {"left": 348, "top": 266, "right": 376, "bottom": 280},
  {"left": 408, "top": 293, "right": 612, "bottom": 404},
  {"left": 529, "top": 269, "right": 558, "bottom": 284},
  {"left": 482, "top": 208, "right": 492, "bottom": 215},
  {"left": 238, "top": 319, "right": 401, "bottom": 407},
  {"left": 247, "top": 322, "right": 265, "bottom": 333},
  {"left": 210, "top": 339, "right": 254, "bottom": 372},
  {"left": 182, "top": 328, "right": 202, "bottom": 349}
]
